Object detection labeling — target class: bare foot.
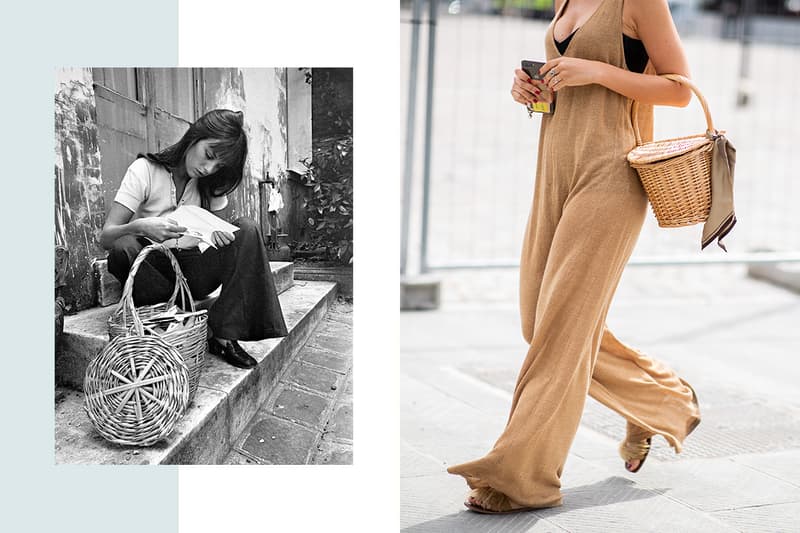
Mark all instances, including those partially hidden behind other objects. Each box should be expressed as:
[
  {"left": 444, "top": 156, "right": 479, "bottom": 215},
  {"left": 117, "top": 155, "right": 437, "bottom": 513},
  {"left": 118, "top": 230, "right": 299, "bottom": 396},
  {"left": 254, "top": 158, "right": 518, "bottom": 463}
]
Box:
[{"left": 465, "top": 487, "right": 528, "bottom": 513}]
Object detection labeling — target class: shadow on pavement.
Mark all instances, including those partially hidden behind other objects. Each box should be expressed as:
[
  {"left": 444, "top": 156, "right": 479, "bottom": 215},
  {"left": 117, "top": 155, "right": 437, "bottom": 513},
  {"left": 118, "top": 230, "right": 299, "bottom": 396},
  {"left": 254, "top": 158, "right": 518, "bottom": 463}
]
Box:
[{"left": 401, "top": 476, "right": 664, "bottom": 532}]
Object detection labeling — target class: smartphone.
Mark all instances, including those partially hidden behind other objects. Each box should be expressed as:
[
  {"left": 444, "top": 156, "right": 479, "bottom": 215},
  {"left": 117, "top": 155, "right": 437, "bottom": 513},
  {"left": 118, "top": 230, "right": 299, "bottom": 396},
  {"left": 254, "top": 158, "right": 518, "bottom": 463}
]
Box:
[{"left": 521, "top": 60, "right": 555, "bottom": 114}]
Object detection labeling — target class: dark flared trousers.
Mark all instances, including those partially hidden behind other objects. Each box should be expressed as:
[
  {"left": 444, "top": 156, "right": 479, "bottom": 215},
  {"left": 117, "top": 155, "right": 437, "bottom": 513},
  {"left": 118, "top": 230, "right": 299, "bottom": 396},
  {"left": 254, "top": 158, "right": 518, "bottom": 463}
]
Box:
[{"left": 107, "top": 217, "right": 288, "bottom": 341}]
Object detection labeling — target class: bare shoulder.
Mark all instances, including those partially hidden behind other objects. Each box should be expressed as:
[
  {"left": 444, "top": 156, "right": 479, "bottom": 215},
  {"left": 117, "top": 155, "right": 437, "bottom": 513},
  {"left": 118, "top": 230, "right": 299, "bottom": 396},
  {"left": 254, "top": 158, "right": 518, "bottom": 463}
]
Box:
[
  {"left": 554, "top": 0, "right": 566, "bottom": 13},
  {"left": 625, "top": 0, "right": 689, "bottom": 76},
  {"left": 624, "top": 0, "right": 675, "bottom": 31},
  {"left": 623, "top": 0, "right": 670, "bottom": 12}
]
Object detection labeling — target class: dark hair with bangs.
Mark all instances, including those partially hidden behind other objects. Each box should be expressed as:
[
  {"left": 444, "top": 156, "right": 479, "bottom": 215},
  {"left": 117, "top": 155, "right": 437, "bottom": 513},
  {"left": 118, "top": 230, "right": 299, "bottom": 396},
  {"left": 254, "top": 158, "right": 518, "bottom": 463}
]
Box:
[{"left": 138, "top": 109, "right": 248, "bottom": 210}]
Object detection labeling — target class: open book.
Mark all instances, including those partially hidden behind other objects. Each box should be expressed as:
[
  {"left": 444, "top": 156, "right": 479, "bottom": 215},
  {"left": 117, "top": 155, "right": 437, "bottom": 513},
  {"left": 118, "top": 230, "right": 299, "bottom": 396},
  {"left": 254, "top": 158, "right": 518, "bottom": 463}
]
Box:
[{"left": 158, "top": 205, "right": 240, "bottom": 253}]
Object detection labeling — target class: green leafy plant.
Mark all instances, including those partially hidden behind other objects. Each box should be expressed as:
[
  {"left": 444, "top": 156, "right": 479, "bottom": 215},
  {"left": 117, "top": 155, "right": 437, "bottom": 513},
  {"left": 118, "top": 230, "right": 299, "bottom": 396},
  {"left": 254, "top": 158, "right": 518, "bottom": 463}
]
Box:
[{"left": 299, "top": 135, "right": 353, "bottom": 263}]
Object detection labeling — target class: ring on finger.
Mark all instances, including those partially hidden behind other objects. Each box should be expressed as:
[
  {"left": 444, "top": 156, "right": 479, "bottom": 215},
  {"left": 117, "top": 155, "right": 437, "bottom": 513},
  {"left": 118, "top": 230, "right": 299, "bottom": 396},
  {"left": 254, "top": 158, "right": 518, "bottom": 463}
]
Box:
[{"left": 548, "top": 68, "right": 557, "bottom": 78}]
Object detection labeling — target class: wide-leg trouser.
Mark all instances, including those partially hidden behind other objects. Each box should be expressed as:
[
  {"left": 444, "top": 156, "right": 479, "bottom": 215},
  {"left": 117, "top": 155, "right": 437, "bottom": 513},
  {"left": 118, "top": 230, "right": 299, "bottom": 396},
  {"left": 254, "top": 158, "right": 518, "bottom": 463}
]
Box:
[
  {"left": 447, "top": 186, "right": 700, "bottom": 508},
  {"left": 107, "top": 217, "right": 288, "bottom": 341}
]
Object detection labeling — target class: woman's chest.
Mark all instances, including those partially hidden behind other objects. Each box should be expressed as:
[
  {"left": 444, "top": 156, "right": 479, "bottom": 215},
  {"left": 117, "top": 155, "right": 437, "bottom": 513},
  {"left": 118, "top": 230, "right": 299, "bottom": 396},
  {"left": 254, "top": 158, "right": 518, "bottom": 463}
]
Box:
[
  {"left": 554, "top": 0, "right": 638, "bottom": 40},
  {"left": 174, "top": 178, "right": 188, "bottom": 203},
  {"left": 141, "top": 172, "right": 201, "bottom": 216}
]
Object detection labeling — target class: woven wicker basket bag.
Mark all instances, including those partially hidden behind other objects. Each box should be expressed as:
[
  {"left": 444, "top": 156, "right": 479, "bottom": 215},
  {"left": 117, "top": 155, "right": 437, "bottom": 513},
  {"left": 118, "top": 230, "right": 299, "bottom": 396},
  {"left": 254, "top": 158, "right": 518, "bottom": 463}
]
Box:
[
  {"left": 108, "top": 243, "right": 208, "bottom": 402},
  {"left": 628, "top": 74, "right": 719, "bottom": 228},
  {"left": 84, "top": 314, "right": 190, "bottom": 446}
]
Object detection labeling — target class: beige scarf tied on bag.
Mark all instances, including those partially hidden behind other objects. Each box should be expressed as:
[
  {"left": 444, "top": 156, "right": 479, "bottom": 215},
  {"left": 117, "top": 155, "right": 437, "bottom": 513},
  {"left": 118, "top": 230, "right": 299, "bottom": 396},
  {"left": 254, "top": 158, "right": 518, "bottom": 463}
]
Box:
[{"left": 701, "top": 133, "right": 737, "bottom": 251}]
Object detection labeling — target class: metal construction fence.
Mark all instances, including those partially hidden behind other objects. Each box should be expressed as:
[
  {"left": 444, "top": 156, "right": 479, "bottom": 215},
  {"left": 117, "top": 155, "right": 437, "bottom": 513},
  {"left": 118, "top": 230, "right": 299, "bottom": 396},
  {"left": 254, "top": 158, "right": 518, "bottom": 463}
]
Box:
[{"left": 401, "top": 1, "right": 800, "bottom": 273}]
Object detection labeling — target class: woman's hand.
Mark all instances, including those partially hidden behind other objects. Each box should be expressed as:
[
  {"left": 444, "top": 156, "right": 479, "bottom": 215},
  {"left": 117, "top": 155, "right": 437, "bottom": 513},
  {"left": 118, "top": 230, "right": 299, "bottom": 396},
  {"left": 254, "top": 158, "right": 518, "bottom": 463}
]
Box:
[
  {"left": 539, "top": 57, "right": 605, "bottom": 92},
  {"left": 211, "top": 231, "right": 235, "bottom": 248},
  {"left": 137, "top": 217, "right": 187, "bottom": 243},
  {"left": 511, "top": 69, "right": 553, "bottom": 106}
]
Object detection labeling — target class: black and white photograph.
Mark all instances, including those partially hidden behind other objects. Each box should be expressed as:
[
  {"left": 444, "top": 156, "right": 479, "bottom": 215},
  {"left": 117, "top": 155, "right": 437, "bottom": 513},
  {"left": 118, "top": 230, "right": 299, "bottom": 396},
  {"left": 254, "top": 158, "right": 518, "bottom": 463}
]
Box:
[
  {"left": 55, "top": 67, "right": 353, "bottom": 465},
  {"left": 401, "top": 0, "right": 800, "bottom": 530}
]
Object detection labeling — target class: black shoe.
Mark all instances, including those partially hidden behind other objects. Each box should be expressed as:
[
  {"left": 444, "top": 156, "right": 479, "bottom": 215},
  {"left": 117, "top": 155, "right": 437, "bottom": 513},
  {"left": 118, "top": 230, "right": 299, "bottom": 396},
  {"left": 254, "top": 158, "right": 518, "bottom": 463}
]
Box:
[{"left": 208, "top": 338, "right": 257, "bottom": 369}]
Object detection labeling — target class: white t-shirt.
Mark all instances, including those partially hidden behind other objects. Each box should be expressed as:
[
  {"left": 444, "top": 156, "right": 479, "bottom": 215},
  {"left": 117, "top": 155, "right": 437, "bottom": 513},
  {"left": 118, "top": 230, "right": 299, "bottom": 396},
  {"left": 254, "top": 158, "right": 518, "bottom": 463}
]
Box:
[{"left": 114, "top": 158, "right": 228, "bottom": 220}]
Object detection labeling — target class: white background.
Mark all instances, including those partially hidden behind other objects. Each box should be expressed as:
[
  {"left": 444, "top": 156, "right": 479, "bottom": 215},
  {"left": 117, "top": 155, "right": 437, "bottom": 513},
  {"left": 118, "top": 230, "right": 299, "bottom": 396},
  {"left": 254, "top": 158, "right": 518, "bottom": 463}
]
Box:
[{"left": 178, "top": 1, "right": 400, "bottom": 531}]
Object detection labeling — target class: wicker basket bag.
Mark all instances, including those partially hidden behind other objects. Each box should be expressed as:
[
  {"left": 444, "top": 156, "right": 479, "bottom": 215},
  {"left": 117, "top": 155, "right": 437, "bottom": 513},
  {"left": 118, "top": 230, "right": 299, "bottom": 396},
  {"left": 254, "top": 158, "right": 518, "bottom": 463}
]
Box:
[
  {"left": 627, "top": 74, "right": 719, "bottom": 228},
  {"left": 108, "top": 243, "right": 207, "bottom": 402},
  {"left": 84, "top": 322, "right": 190, "bottom": 446}
]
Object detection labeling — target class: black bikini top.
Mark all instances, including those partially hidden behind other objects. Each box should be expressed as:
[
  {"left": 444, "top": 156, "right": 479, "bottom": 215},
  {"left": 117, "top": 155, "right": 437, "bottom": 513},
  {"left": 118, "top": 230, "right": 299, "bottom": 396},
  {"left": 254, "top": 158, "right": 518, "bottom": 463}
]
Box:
[{"left": 554, "top": 31, "right": 649, "bottom": 74}]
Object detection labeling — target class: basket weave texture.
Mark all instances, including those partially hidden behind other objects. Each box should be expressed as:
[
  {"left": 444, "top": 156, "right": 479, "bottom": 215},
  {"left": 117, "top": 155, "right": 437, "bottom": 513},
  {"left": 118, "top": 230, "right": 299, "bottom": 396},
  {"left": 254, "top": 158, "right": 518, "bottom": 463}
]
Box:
[
  {"left": 627, "top": 74, "right": 718, "bottom": 228},
  {"left": 84, "top": 329, "right": 189, "bottom": 446},
  {"left": 108, "top": 244, "right": 207, "bottom": 401}
]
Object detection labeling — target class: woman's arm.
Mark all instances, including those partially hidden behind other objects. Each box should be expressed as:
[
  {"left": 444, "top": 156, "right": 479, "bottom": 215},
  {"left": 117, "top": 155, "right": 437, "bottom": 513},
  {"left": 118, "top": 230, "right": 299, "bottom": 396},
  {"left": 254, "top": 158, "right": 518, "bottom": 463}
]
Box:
[
  {"left": 98, "top": 202, "right": 187, "bottom": 250},
  {"left": 539, "top": 0, "right": 692, "bottom": 107}
]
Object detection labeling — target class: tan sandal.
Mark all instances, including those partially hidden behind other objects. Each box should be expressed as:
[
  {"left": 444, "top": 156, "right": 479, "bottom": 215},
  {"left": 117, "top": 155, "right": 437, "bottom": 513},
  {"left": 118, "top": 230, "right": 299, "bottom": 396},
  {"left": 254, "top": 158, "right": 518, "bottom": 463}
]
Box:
[
  {"left": 619, "top": 383, "right": 701, "bottom": 473},
  {"left": 619, "top": 424, "right": 653, "bottom": 473}
]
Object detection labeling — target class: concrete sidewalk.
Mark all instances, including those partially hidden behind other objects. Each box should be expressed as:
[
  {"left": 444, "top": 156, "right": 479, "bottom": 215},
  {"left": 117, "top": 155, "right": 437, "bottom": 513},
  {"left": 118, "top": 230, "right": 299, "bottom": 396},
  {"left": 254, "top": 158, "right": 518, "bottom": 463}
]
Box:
[
  {"left": 224, "top": 298, "right": 353, "bottom": 465},
  {"left": 400, "top": 265, "right": 800, "bottom": 532}
]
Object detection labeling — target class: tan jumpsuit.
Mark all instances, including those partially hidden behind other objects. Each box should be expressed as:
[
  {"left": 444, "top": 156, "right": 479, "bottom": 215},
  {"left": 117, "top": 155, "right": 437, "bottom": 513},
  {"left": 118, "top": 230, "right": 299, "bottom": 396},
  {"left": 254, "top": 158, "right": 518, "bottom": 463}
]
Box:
[{"left": 447, "top": 0, "right": 701, "bottom": 508}]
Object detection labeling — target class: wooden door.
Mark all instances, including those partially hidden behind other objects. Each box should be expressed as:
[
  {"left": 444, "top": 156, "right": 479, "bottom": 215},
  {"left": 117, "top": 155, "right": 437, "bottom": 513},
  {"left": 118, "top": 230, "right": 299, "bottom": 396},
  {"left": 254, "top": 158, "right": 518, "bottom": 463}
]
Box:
[
  {"left": 94, "top": 68, "right": 203, "bottom": 211},
  {"left": 92, "top": 68, "right": 148, "bottom": 213},
  {"left": 148, "top": 68, "right": 203, "bottom": 151}
]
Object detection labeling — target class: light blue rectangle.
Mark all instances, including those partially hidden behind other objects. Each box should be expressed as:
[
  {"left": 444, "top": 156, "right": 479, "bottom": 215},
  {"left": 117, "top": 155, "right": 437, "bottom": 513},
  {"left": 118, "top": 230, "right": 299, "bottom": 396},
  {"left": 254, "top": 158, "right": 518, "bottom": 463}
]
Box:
[{"left": 2, "top": 2, "right": 178, "bottom": 532}]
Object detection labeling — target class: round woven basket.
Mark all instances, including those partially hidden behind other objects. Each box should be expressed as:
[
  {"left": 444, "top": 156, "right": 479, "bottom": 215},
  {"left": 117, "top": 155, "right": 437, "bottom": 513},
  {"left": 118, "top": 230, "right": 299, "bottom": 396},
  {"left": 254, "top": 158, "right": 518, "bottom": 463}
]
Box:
[
  {"left": 84, "top": 334, "right": 189, "bottom": 446},
  {"left": 108, "top": 243, "right": 207, "bottom": 402},
  {"left": 627, "top": 74, "right": 718, "bottom": 228}
]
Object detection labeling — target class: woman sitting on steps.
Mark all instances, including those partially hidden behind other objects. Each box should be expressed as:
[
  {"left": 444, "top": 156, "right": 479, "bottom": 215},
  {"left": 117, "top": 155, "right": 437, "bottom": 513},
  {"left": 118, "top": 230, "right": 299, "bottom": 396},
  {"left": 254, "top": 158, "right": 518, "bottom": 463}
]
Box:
[{"left": 99, "top": 108, "right": 288, "bottom": 369}]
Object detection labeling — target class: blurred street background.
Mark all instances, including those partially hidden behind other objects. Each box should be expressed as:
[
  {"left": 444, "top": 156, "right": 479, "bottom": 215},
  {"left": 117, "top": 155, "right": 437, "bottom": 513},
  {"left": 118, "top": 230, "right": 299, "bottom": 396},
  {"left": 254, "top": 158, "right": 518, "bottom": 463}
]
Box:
[{"left": 400, "top": 1, "right": 800, "bottom": 531}]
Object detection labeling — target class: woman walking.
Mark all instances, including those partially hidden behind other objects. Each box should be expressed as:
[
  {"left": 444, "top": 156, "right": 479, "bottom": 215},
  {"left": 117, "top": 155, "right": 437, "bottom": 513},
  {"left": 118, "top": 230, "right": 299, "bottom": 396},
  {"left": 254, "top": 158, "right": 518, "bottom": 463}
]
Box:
[
  {"left": 447, "top": 0, "right": 701, "bottom": 513},
  {"left": 99, "top": 109, "right": 288, "bottom": 370}
]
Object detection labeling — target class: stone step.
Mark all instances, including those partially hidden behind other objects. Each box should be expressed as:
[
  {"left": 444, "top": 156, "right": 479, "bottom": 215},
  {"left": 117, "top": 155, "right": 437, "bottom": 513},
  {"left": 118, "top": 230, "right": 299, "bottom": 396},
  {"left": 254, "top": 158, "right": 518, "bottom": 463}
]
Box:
[
  {"left": 55, "top": 279, "right": 337, "bottom": 464},
  {"left": 56, "top": 262, "right": 294, "bottom": 390}
]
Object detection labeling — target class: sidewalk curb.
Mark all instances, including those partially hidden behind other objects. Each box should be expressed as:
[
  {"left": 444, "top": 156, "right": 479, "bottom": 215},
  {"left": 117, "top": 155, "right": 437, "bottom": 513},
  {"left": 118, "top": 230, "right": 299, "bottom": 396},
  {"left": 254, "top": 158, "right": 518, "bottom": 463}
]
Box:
[{"left": 747, "top": 263, "right": 800, "bottom": 294}]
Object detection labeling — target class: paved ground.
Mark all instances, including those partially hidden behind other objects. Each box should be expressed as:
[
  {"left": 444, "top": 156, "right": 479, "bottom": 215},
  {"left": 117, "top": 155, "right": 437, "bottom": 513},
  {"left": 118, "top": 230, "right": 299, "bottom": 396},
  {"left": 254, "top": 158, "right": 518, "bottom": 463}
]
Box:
[
  {"left": 225, "top": 297, "right": 353, "bottom": 465},
  {"left": 400, "top": 265, "right": 800, "bottom": 531}
]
